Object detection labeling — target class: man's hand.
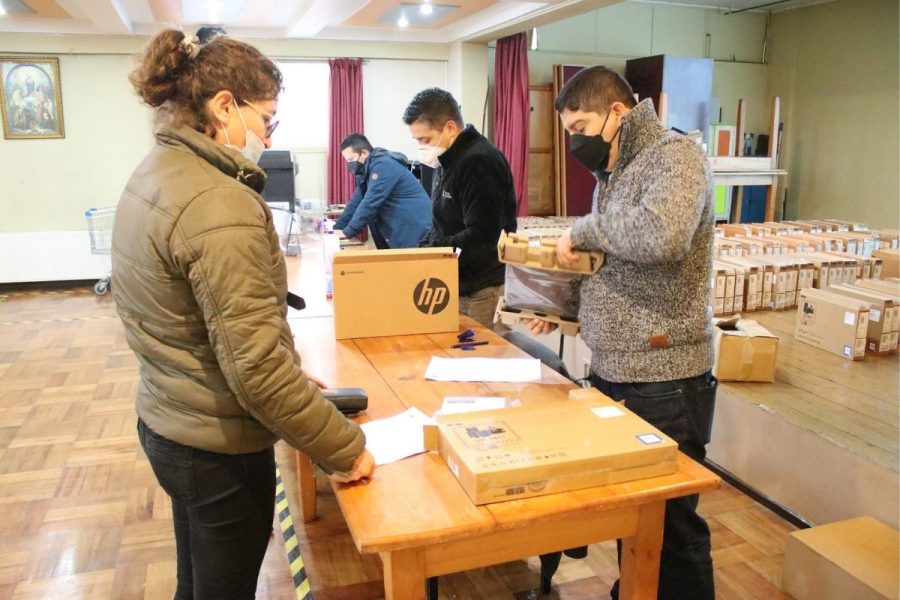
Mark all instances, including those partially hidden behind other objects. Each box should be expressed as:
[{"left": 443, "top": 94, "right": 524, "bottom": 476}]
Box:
[
  {"left": 556, "top": 228, "right": 579, "bottom": 267},
  {"left": 333, "top": 229, "right": 348, "bottom": 240},
  {"left": 329, "top": 449, "right": 376, "bottom": 483},
  {"left": 525, "top": 318, "right": 558, "bottom": 335}
]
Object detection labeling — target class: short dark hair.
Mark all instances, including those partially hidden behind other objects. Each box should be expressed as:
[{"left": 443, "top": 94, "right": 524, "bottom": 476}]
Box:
[
  {"left": 339, "top": 133, "right": 373, "bottom": 154},
  {"left": 196, "top": 26, "right": 227, "bottom": 44},
  {"left": 402, "top": 87, "right": 464, "bottom": 128},
  {"left": 554, "top": 66, "right": 636, "bottom": 115}
]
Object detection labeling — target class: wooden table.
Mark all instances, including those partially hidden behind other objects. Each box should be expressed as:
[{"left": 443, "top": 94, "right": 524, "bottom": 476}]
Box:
[{"left": 288, "top": 316, "right": 721, "bottom": 600}]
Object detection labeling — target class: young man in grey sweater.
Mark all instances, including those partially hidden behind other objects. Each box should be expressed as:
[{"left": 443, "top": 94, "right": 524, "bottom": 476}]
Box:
[{"left": 529, "top": 66, "right": 717, "bottom": 600}]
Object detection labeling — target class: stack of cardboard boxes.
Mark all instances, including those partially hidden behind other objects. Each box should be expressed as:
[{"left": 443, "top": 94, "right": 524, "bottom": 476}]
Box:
[{"left": 710, "top": 220, "right": 899, "bottom": 362}]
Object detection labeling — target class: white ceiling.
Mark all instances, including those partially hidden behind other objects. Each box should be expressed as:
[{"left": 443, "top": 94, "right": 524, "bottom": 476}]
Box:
[{"left": 0, "top": 0, "right": 836, "bottom": 42}]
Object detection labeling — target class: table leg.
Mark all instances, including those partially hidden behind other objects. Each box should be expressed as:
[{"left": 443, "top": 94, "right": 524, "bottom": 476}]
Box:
[
  {"left": 295, "top": 451, "right": 317, "bottom": 523},
  {"left": 619, "top": 500, "right": 665, "bottom": 600},
  {"left": 381, "top": 549, "right": 426, "bottom": 600}
]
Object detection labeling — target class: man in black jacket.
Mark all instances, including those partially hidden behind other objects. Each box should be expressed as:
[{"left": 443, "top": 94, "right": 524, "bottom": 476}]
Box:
[{"left": 403, "top": 88, "right": 517, "bottom": 329}]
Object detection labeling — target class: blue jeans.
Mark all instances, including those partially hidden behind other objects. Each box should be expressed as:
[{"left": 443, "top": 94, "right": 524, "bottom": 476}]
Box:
[
  {"left": 590, "top": 372, "right": 717, "bottom": 600},
  {"left": 138, "top": 419, "right": 276, "bottom": 600}
]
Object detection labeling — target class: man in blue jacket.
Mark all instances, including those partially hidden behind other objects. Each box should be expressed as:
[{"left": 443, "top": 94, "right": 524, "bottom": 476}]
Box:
[{"left": 335, "top": 133, "right": 432, "bottom": 249}]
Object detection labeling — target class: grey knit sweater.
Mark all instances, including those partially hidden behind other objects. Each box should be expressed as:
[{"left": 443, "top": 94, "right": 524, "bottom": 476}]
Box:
[{"left": 570, "top": 99, "right": 715, "bottom": 383}]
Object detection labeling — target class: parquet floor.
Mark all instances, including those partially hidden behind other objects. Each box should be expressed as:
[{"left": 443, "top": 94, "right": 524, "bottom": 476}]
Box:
[{"left": 0, "top": 266, "right": 797, "bottom": 599}]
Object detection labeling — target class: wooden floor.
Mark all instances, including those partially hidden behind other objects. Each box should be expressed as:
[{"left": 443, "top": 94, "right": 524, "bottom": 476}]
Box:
[
  {"left": 0, "top": 241, "right": 799, "bottom": 599},
  {"left": 720, "top": 309, "right": 899, "bottom": 473}
]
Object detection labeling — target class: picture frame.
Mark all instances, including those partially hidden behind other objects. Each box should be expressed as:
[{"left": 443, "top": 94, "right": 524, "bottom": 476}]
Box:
[{"left": 0, "top": 56, "right": 65, "bottom": 139}]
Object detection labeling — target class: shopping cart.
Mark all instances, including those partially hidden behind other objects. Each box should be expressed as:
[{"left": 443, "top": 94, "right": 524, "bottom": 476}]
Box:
[{"left": 84, "top": 206, "right": 116, "bottom": 295}]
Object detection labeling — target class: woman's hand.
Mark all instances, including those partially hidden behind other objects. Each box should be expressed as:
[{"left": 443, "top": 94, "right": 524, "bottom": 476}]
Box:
[
  {"left": 306, "top": 372, "right": 328, "bottom": 389},
  {"left": 329, "top": 449, "right": 376, "bottom": 483}
]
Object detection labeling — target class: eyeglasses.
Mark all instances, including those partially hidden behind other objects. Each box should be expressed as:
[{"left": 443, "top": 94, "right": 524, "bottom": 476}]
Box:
[{"left": 242, "top": 100, "right": 279, "bottom": 138}]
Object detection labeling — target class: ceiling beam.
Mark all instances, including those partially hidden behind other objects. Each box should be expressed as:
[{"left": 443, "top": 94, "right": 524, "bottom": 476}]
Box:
[
  {"left": 57, "top": 0, "right": 132, "bottom": 33},
  {"left": 462, "top": 0, "right": 624, "bottom": 44},
  {"left": 288, "top": 0, "right": 370, "bottom": 39}
]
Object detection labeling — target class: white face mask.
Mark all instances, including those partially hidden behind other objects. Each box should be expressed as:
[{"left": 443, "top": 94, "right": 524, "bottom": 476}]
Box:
[
  {"left": 417, "top": 127, "right": 447, "bottom": 168},
  {"left": 222, "top": 100, "right": 266, "bottom": 164}
]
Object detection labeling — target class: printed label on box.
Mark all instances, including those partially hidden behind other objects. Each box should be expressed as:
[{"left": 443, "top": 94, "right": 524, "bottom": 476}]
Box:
[
  {"left": 591, "top": 406, "right": 625, "bottom": 419},
  {"left": 843, "top": 311, "right": 856, "bottom": 326},
  {"left": 800, "top": 300, "right": 816, "bottom": 325},
  {"left": 842, "top": 345, "right": 852, "bottom": 357},
  {"left": 447, "top": 456, "right": 459, "bottom": 478},
  {"left": 449, "top": 420, "right": 520, "bottom": 450},
  {"left": 637, "top": 433, "right": 663, "bottom": 445},
  {"left": 870, "top": 308, "right": 881, "bottom": 323}
]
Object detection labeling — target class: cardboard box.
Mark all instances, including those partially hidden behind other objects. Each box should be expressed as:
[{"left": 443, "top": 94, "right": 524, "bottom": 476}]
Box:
[
  {"left": 713, "top": 317, "right": 779, "bottom": 382},
  {"left": 783, "top": 516, "right": 899, "bottom": 600},
  {"left": 495, "top": 296, "right": 581, "bottom": 336},
  {"left": 782, "top": 220, "right": 824, "bottom": 234},
  {"left": 423, "top": 388, "right": 678, "bottom": 505},
  {"left": 795, "top": 288, "right": 870, "bottom": 360},
  {"left": 806, "top": 219, "right": 850, "bottom": 232},
  {"left": 497, "top": 231, "right": 604, "bottom": 275},
  {"left": 821, "top": 219, "right": 870, "bottom": 232},
  {"left": 760, "top": 221, "right": 800, "bottom": 236},
  {"left": 718, "top": 258, "right": 761, "bottom": 311},
  {"left": 727, "top": 256, "right": 773, "bottom": 309},
  {"left": 779, "top": 236, "right": 818, "bottom": 252},
  {"left": 854, "top": 278, "right": 900, "bottom": 298},
  {"left": 826, "top": 231, "right": 877, "bottom": 257},
  {"left": 873, "top": 249, "right": 900, "bottom": 278},
  {"left": 332, "top": 248, "right": 459, "bottom": 339},
  {"left": 824, "top": 251, "right": 881, "bottom": 280},
  {"left": 829, "top": 284, "right": 898, "bottom": 353},
  {"left": 803, "top": 252, "right": 850, "bottom": 288},
  {"left": 870, "top": 230, "right": 899, "bottom": 250}
]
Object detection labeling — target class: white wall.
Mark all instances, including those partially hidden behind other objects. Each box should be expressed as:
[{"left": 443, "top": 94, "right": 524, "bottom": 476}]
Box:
[
  {"left": 0, "top": 53, "right": 155, "bottom": 234},
  {"left": 363, "top": 59, "right": 449, "bottom": 159}
]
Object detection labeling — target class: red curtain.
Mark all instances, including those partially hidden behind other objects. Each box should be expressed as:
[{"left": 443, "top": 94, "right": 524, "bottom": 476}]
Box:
[
  {"left": 328, "top": 58, "right": 364, "bottom": 206},
  {"left": 493, "top": 32, "right": 530, "bottom": 216}
]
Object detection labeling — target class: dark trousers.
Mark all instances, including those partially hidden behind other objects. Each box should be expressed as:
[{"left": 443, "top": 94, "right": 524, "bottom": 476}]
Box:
[
  {"left": 590, "top": 372, "right": 717, "bottom": 600},
  {"left": 138, "top": 419, "right": 276, "bottom": 600}
]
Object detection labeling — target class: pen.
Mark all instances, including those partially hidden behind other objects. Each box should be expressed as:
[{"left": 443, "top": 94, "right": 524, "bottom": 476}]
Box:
[{"left": 451, "top": 340, "right": 489, "bottom": 349}]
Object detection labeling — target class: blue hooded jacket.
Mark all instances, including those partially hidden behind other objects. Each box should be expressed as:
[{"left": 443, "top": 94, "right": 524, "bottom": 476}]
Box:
[{"left": 334, "top": 148, "right": 432, "bottom": 249}]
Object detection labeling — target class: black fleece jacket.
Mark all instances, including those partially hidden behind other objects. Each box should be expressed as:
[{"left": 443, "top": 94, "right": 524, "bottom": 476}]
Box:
[{"left": 421, "top": 124, "right": 517, "bottom": 296}]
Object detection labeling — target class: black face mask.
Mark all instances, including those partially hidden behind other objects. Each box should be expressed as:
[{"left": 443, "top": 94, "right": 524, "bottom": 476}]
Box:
[
  {"left": 346, "top": 159, "right": 365, "bottom": 177},
  {"left": 569, "top": 111, "right": 619, "bottom": 173}
]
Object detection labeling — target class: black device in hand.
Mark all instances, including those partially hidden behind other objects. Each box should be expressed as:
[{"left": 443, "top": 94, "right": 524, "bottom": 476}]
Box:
[
  {"left": 321, "top": 388, "right": 368, "bottom": 417},
  {"left": 286, "top": 292, "right": 306, "bottom": 311}
]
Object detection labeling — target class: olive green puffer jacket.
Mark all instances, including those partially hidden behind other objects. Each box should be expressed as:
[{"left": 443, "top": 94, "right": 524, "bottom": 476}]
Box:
[{"left": 112, "top": 125, "right": 364, "bottom": 473}]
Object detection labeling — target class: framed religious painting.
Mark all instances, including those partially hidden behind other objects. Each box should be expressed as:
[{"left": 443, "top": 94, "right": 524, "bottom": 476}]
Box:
[{"left": 0, "top": 56, "right": 65, "bottom": 139}]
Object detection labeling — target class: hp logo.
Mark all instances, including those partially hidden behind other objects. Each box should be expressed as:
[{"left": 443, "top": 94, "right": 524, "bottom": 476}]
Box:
[{"left": 413, "top": 278, "right": 450, "bottom": 315}]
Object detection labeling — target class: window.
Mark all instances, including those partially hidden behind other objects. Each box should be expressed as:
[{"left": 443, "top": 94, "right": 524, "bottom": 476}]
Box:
[
  {"left": 270, "top": 61, "right": 329, "bottom": 150},
  {"left": 270, "top": 61, "right": 329, "bottom": 209}
]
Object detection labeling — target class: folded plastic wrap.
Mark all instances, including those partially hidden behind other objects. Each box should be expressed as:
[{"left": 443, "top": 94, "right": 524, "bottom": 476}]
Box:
[{"left": 504, "top": 264, "right": 582, "bottom": 319}]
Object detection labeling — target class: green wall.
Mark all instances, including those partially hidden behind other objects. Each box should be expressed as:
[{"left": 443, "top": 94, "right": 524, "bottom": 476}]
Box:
[{"left": 768, "top": 0, "right": 899, "bottom": 226}]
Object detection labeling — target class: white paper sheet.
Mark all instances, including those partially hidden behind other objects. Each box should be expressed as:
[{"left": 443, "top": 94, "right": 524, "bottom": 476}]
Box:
[
  {"left": 360, "top": 407, "right": 434, "bottom": 466},
  {"left": 435, "top": 396, "right": 507, "bottom": 416},
  {"left": 424, "top": 356, "right": 542, "bottom": 383}
]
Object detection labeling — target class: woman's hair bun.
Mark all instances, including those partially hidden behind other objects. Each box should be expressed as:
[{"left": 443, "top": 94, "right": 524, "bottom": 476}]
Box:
[{"left": 129, "top": 29, "right": 193, "bottom": 108}]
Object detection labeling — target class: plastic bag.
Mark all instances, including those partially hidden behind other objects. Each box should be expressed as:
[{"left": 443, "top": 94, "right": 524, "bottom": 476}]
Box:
[{"left": 504, "top": 264, "right": 582, "bottom": 319}]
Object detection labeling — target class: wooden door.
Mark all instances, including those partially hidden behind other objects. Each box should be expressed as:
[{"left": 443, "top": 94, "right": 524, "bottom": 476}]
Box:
[
  {"left": 528, "top": 85, "right": 555, "bottom": 216},
  {"left": 553, "top": 64, "right": 596, "bottom": 217}
]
